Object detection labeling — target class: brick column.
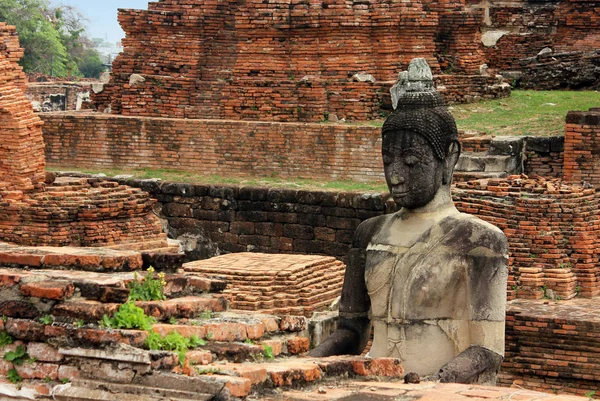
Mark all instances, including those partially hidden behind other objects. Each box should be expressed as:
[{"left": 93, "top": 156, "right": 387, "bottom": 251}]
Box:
[{"left": 563, "top": 108, "right": 600, "bottom": 187}]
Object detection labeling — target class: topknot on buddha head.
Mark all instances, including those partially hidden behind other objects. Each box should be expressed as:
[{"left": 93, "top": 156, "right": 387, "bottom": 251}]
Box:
[{"left": 384, "top": 58, "right": 459, "bottom": 161}]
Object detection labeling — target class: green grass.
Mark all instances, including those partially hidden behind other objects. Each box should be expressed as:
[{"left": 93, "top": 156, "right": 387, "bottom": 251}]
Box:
[
  {"left": 368, "top": 90, "right": 599, "bottom": 136},
  {"left": 451, "top": 90, "right": 599, "bottom": 137},
  {"left": 48, "top": 166, "right": 389, "bottom": 192}
]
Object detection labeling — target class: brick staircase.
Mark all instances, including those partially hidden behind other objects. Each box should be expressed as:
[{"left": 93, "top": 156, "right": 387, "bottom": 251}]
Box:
[{"left": 0, "top": 250, "right": 382, "bottom": 400}]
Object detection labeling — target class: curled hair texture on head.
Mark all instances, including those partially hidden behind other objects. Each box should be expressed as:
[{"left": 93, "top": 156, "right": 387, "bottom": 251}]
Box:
[{"left": 382, "top": 91, "right": 458, "bottom": 160}]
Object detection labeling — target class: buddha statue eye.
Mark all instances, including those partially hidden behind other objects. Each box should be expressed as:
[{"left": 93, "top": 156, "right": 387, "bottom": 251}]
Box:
[{"left": 404, "top": 156, "right": 420, "bottom": 166}]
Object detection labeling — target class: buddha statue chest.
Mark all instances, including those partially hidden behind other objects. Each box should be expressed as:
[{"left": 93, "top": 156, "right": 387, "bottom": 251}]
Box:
[{"left": 364, "top": 214, "right": 474, "bottom": 375}]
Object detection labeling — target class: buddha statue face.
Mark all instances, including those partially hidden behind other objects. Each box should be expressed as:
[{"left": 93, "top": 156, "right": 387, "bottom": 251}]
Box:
[{"left": 382, "top": 130, "right": 447, "bottom": 209}]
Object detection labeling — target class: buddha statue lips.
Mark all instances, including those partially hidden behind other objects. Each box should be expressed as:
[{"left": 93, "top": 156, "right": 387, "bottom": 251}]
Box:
[{"left": 309, "top": 58, "right": 509, "bottom": 386}]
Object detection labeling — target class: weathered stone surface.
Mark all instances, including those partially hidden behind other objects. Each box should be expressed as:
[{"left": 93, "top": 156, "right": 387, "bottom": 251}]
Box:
[{"left": 59, "top": 344, "right": 151, "bottom": 364}]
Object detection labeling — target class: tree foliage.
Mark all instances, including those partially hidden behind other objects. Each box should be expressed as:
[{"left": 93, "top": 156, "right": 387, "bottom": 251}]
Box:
[{"left": 0, "top": 0, "right": 107, "bottom": 78}]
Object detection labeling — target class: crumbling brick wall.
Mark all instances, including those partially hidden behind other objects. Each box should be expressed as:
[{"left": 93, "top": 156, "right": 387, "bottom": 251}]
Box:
[
  {"left": 481, "top": 0, "right": 600, "bottom": 71},
  {"left": 0, "top": 23, "right": 46, "bottom": 193},
  {"left": 92, "top": 0, "right": 499, "bottom": 122},
  {"left": 455, "top": 177, "right": 600, "bottom": 300},
  {"left": 0, "top": 23, "right": 168, "bottom": 250}
]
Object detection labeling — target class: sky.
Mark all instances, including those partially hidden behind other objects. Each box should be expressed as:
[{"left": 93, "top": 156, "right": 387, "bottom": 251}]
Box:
[{"left": 49, "top": 0, "right": 151, "bottom": 45}]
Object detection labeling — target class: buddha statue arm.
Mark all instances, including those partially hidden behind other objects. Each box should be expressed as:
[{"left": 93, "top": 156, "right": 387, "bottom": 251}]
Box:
[
  {"left": 437, "top": 231, "right": 509, "bottom": 384},
  {"left": 309, "top": 222, "right": 374, "bottom": 357}
]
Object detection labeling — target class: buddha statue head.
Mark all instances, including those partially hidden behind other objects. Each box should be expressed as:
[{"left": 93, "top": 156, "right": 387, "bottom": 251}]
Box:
[{"left": 382, "top": 58, "right": 460, "bottom": 209}]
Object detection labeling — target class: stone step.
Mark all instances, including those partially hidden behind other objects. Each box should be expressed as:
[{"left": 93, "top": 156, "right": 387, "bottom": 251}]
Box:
[
  {"left": 53, "top": 375, "right": 224, "bottom": 401},
  {"left": 195, "top": 356, "right": 405, "bottom": 397},
  {"left": 53, "top": 295, "right": 229, "bottom": 323},
  {"left": 456, "top": 152, "right": 518, "bottom": 173},
  {"left": 453, "top": 171, "right": 508, "bottom": 181},
  {"left": 0, "top": 242, "right": 143, "bottom": 272},
  {"left": 0, "top": 268, "right": 227, "bottom": 320}
]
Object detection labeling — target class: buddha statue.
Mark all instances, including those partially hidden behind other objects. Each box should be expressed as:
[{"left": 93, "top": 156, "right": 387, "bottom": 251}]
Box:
[{"left": 310, "top": 59, "right": 508, "bottom": 385}]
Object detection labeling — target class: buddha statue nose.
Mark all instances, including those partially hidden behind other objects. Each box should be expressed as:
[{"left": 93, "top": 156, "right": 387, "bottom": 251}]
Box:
[{"left": 390, "top": 175, "right": 405, "bottom": 185}]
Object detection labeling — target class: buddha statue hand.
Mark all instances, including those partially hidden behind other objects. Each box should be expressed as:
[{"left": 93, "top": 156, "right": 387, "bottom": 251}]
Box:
[{"left": 435, "top": 345, "right": 504, "bottom": 384}]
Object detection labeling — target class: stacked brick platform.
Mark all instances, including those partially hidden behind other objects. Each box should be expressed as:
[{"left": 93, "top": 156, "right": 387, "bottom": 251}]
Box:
[
  {"left": 0, "top": 23, "right": 170, "bottom": 252},
  {"left": 0, "top": 176, "right": 168, "bottom": 248},
  {"left": 454, "top": 176, "right": 600, "bottom": 300},
  {"left": 90, "top": 0, "right": 506, "bottom": 123},
  {"left": 481, "top": 0, "right": 599, "bottom": 71},
  {"left": 184, "top": 253, "right": 345, "bottom": 317},
  {"left": 500, "top": 298, "right": 600, "bottom": 398},
  {"left": 564, "top": 108, "right": 600, "bottom": 188}
]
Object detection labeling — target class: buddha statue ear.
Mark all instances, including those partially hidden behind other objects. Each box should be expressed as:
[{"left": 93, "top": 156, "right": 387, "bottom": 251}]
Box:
[{"left": 442, "top": 140, "right": 461, "bottom": 185}]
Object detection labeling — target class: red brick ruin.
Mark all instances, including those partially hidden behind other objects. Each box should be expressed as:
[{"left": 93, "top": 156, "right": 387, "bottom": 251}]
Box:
[
  {"left": 0, "top": 22, "right": 167, "bottom": 250},
  {"left": 91, "top": 0, "right": 598, "bottom": 122},
  {"left": 92, "top": 0, "right": 502, "bottom": 121}
]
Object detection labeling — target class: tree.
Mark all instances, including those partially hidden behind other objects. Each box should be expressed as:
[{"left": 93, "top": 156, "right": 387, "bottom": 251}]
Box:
[
  {"left": 0, "top": 0, "right": 68, "bottom": 75},
  {"left": 78, "top": 48, "right": 105, "bottom": 78},
  {"left": 0, "top": 0, "right": 106, "bottom": 78}
]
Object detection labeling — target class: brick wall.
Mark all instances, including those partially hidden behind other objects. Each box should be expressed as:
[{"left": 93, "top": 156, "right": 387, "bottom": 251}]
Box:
[
  {"left": 520, "top": 51, "right": 600, "bottom": 90},
  {"left": 524, "top": 136, "right": 565, "bottom": 179},
  {"left": 108, "top": 178, "right": 395, "bottom": 262},
  {"left": 42, "top": 113, "right": 387, "bottom": 182},
  {"left": 564, "top": 109, "right": 600, "bottom": 188},
  {"left": 42, "top": 114, "right": 569, "bottom": 184},
  {"left": 106, "top": 175, "right": 600, "bottom": 301}
]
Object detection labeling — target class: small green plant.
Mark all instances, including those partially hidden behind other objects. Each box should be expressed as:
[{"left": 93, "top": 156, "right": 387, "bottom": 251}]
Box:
[
  {"left": 100, "top": 301, "right": 156, "bottom": 330},
  {"left": 44, "top": 376, "right": 52, "bottom": 383},
  {"left": 585, "top": 390, "right": 596, "bottom": 398},
  {"left": 40, "top": 315, "right": 53, "bottom": 325},
  {"left": 61, "top": 378, "right": 69, "bottom": 384},
  {"left": 0, "top": 331, "right": 14, "bottom": 347},
  {"left": 263, "top": 344, "right": 274, "bottom": 360},
  {"left": 206, "top": 332, "right": 214, "bottom": 340},
  {"left": 244, "top": 338, "right": 255, "bottom": 345},
  {"left": 4, "top": 345, "right": 29, "bottom": 366},
  {"left": 7, "top": 368, "right": 22, "bottom": 384},
  {"left": 169, "top": 316, "right": 178, "bottom": 325},
  {"left": 74, "top": 319, "right": 85, "bottom": 328},
  {"left": 555, "top": 295, "right": 563, "bottom": 301},
  {"left": 196, "top": 367, "right": 220, "bottom": 375},
  {"left": 1, "top": 315, "right": 7, "bottom": 323},
  {"left": 145, "top": 331, "right": 207, "bottom": 365},
  {"left": 197, "top": 310, "right": 213, "bottom": 320},
  {"left": 576, "top": 285, "right": 581, "bottom": 296},
  {"left": 541, "top": 284, "right": 551, "bottom": 300},
  {"left": 128, "top": 267, "right": 166, "bottom": 302}
]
